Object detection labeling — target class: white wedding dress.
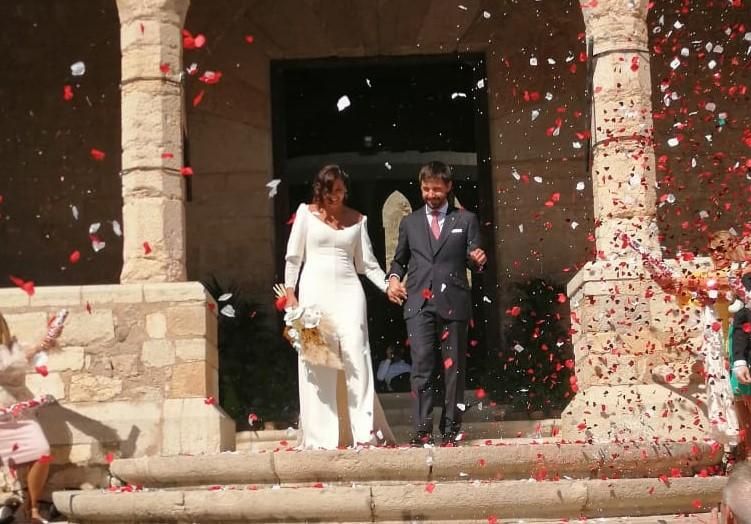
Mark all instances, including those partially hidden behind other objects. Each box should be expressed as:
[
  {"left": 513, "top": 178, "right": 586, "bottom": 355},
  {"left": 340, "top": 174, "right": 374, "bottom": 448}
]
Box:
[{"left": 285, "top": 203, "right": 395, "bottom": 449}]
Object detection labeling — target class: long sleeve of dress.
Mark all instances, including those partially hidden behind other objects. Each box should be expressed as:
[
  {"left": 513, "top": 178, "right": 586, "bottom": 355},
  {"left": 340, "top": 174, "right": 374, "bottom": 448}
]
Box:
[
  {"left": 284, "top": 204, "right": 308, "bottom": 289},
  {"left": 354, "top": 216, "right": 388, "bottom": 293}
]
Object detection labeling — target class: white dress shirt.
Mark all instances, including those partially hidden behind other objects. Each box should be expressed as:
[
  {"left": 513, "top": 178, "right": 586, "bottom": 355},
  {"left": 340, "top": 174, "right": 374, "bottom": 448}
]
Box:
[{"left": 425, "top": 202, "right": 449, "bottom": 234}]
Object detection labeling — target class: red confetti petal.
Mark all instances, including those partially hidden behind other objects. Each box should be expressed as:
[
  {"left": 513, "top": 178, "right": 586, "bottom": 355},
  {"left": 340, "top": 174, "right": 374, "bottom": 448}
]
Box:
[
  {"left": 63, "top": 84, "right": 74, "bottom": 101},
  {"left": 245, "top": 35, "right": 255, "bottom": 44},
  {"left": 509, "top": 306, "right": 521, "bottom": 317},
  {"left": 421, "top": 288, "right": 433, "bottom": 300},
  {"left": 69, "top": 250, "right": 81, "bottom": 264},
  {"left": 35, "top": 365, "right": 48, "bottom": 377},
  {"left": 274, "top": 296, "right": 287, "bottom": 312},
  {"left": 425, "top": 482, "right": 435, "bottom": 493},
  {"left": 192, "top": 89, "right": 205, "bottom": 107},
  {"left": 90, "top": 148, "right": 106, "bottom": 161},
  {"left": 38, "top": 454, "right": 52, "bottom": 464},
  {"left": 475, "top": 388, "right": 486, "bottom": 400},
  {"left": 9, "top": 275, "right": 35, "bottom": 296},
  {"left": 443, "top": 357, "right": 454, "bottom": 369},
  {"left": 199, "top": 71, "right": 223, "bottom": 85},
  {"left": 143, "top": 242, "right": 152, "bottom": 255},
  {"left": 161, "top": 152, "right": 174, "bottom": 159},
  {"left": 180, "top": 167, "right": 194, "bottom": 177},
  {"left": 204, "top": 396, "right": 216, "bottom": 405},
  {"left": 159, "top": 63, "right": 170, "bottom": 74},
  {"left": 106, "top": 452, "right": 115, "bottom": 464}
]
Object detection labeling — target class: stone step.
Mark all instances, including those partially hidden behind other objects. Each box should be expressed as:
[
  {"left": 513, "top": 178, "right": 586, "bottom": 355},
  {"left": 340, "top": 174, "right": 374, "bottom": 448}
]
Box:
[
  {"left": 109, "top": 441, "right": 719, "bottom": 487},
  {"left": 237, "top": 420, "right": 558, "bottom": 451},
  {"left": 52, "top": 476, "right": 726, "bottom": 523}
]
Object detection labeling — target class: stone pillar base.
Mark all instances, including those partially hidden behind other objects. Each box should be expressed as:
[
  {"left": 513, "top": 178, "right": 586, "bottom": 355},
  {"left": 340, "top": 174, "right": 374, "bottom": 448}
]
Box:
[
  {"left": 560, "top": 384, "right": 709, "bottom": 442},
  {"left": 162, "top": 398, "right": 236, "bottom": 455},
  {"left": 565, "top": 259, "right": 711, "bottom": 442}
]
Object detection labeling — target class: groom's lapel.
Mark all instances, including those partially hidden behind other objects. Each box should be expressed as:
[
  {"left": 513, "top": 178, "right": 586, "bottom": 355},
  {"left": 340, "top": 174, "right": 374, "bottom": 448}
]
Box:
[{"left": 433, "top": 207, "right": 458, "bottom": 256}]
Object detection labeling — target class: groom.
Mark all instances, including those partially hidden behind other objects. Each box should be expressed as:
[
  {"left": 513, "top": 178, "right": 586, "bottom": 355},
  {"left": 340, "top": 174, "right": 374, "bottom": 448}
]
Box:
[{"left": 386, "top": 161, "right": 487, "bottom": 447}]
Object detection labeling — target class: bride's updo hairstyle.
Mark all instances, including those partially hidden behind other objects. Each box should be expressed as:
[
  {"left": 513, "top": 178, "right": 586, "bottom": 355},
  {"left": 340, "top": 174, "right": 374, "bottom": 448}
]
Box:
[{"left": 312, "top": 164, "right": 350, "bottom": 206}]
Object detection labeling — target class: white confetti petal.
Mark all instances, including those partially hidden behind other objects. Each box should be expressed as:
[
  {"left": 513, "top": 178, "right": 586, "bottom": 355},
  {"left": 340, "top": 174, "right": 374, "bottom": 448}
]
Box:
[
  {"left": 511, "top": 167, "right": 520, "bottom": 181},
  {"left": 667, "top": 137, "right": 680, "bottom": 147},
  {"left": 112, "top": 220, "right": 122, "bottom": 237},
  {"left": 513, "top": 343, "right": 525, "bottom": 353},
  {"left": 451, "top": 92, "right": 468, "bottom": 99},
  {"left": 336, "top": 95, "right": 351, "bottom": 112},
  {"left": 571, "top": 221, "right": 579, "bottom": 230},
  {"left": 384, "top": 162, "right": 392, "bottom": 170},
  {"left": 482, "top": 10, "right": 491, "bottom": 18},
  {"left": 529, "top": 57, "right": 538, "bottom": 66},
  {"left": 89, "top": 222, "right": 101, "bottom": 234},
  {"left": 266, "top": 179, "right": 281, "bottom": 198},
  {"left": 70, "top": 61, "right": 86, "bottom": 76},
  {"left": 518, "top": 224, "right": 524, "bottom": 233},
  {"left": 547, "top": 58, "right": 556, "bottom": 65},
  {"left": 220, "top": 304, "right": 236, "bottom": 318},
  {"left": 531, "top": 109, "right": 540, "bottom": 121},
  {"left": 458, "top": 4, "right": 468, "bottom": 10},
  {"left": 533, "top": 176, "right": 543, "bottom": 183},
  {"left": 670, "top": 57, "right": 681, "bottom": 70},
  {"left": 365, "top": 78, "right": 372, "bottom": 88},
  {"left": 572, "top": 141, "right": 582, "bottom": 149},
  {"left": 482, "top": 295, "right": 492, "bottom": 303},
  {"left": 576, "top": 181, "right": 585, "bottom": 191},
  {"left": 476, "top": 78, "right": 485, "bottom": 89},
  {"left": 218, "top": 293, "right": 233, "bottom": 302},
  {"left": 545, "top": 92, "right": 553, "bottom": 101},
  {"left": 457, "top": 403, "right": 466, "bottom": 412},
  {"left": 71, "top": 205, "right": 79, "bottom": 220},
  {"left": 91, "top": 240, "right": 106, "bottom": 253}
]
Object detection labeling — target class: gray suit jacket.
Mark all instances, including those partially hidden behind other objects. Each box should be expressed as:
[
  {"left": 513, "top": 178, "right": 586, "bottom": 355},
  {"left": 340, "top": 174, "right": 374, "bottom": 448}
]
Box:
[{"left": 389, "top": 205, "right": 482, "bottom": 321}]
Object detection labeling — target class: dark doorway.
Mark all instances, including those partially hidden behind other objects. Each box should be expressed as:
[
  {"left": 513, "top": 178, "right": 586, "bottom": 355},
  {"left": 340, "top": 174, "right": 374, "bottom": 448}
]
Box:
[{"left": 271, "top": 53, "right": 498, "bottom": 388}]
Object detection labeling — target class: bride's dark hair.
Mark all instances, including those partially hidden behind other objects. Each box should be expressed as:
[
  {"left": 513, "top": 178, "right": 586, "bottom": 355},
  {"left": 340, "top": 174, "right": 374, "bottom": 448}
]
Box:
[{"left": 312, "top": 165, "right": 349, "bottom": 206}]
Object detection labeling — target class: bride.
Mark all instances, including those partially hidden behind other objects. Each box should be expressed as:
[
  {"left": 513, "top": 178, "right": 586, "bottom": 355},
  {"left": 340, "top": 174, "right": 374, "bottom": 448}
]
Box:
[{"left": 284, "top": 164, "right": 394, "bottom": 449}]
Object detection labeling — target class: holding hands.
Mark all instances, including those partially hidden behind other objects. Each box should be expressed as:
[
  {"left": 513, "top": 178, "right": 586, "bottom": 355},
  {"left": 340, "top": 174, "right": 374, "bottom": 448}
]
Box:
[{"left": 387, "top": 277, "right": 408, "bottom": 305}]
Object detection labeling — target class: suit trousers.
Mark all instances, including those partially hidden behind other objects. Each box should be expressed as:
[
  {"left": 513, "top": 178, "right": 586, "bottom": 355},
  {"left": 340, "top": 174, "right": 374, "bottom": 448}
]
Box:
[{"left": 406, "top": 302, "right": 468, "bottom": 434}]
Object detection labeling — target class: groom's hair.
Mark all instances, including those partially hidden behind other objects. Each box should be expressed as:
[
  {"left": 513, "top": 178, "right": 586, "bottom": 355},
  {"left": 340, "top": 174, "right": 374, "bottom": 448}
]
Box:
[{"left": 418, "top": 161, "right": 453, "bottom": 185}]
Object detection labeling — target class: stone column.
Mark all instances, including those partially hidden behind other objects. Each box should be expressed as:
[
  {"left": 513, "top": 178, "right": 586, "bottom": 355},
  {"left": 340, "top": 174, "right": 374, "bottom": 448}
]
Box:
[
  {"left": 561, "top": 0, "right": 708, "bottom": 441},
  {"left": 117, "top": 0, "right": 189, "bottom": 282}
]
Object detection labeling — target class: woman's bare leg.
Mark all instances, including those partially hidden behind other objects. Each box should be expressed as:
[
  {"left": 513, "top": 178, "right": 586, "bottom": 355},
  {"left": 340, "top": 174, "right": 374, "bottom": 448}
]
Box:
[{"left": 25, "top": 459, "right": 49, "bottom": 521}]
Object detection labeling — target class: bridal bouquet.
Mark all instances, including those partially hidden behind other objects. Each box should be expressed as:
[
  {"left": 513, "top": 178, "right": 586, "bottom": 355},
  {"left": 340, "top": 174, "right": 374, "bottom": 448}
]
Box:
[{"left": 273, "top": 285, "right": 342, "bottom": 370}]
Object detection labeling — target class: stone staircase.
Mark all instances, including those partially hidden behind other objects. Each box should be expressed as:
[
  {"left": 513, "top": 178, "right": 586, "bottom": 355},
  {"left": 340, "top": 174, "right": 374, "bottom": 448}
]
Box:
[{"left": 52, "top": 440, "right": 727, "bottom": 523}]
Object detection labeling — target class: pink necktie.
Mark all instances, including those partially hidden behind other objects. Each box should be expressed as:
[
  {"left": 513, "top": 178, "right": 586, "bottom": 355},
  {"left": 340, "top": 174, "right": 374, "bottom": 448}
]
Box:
[{"left": 430, "top": 211, "right": 441, "bottom": 239}]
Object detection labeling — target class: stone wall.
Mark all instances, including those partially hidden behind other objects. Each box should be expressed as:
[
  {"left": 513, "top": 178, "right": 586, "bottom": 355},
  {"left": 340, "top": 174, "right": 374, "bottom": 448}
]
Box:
[
  {"left": 0, "top": 282, "right": 234, "bottom": 494},
  {"left": 183, "top": 2, "right": 276, "bottom": 294}
]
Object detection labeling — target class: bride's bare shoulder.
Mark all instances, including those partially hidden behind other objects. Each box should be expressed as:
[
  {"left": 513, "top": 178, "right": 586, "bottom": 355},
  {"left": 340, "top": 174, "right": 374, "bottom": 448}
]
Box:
[{"left": 343, "top": 206, "right": 364, "bottom": 226}]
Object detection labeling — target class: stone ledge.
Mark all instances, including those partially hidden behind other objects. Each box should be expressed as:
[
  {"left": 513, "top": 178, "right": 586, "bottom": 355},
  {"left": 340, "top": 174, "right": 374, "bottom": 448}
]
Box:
[
  {"left": 143, "top": 281, "right": 212, "bottom": 304},
  {"left": 82, "top": 284, "right": 144, "bottom": 304},
  {"left": 110, "top": 441, "right": 720, "bottom": 487},
  {"left": 52, "top": 476, "right": 726, "bottom": 523}
]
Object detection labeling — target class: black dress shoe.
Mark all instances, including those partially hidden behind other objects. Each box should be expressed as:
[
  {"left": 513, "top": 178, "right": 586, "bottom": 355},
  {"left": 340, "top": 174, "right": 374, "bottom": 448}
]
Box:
[
  {"left": 409, "top": 432, "right": 434, "bottom": 447},
  {"left": 441, "top": 431, "right": 460, "bottom": 447}
]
